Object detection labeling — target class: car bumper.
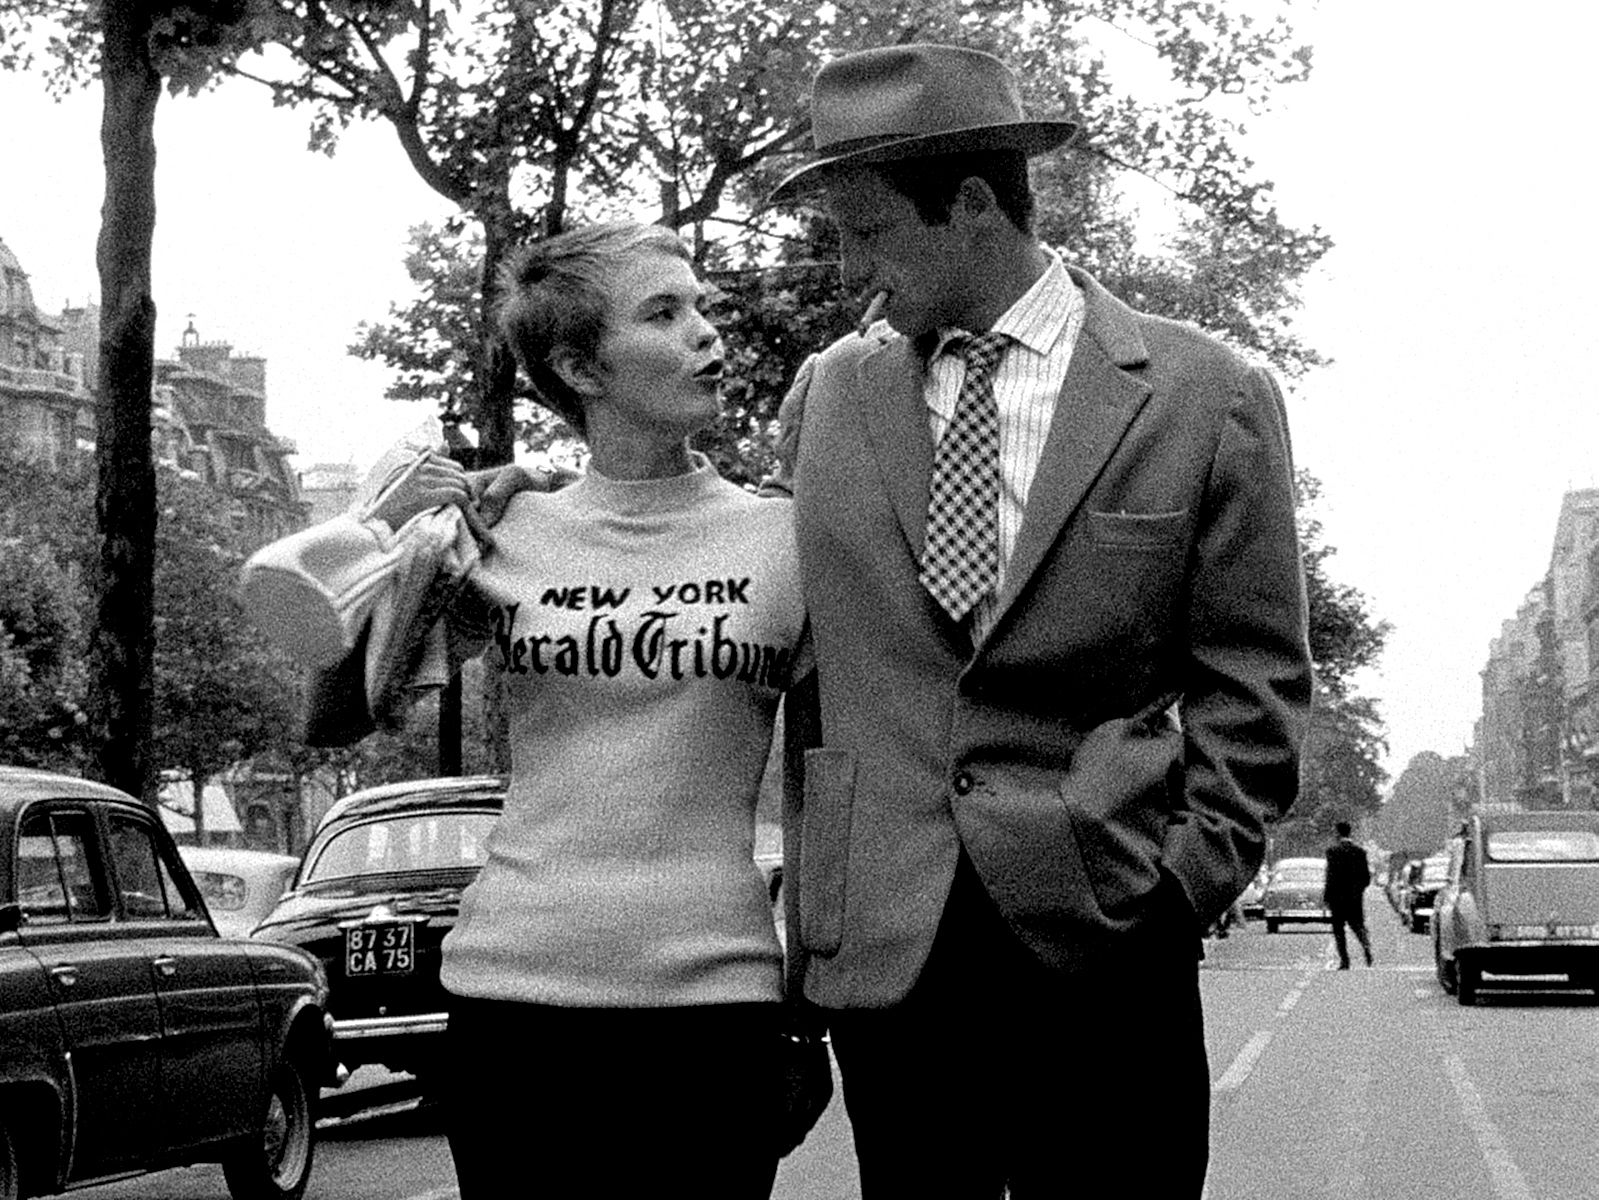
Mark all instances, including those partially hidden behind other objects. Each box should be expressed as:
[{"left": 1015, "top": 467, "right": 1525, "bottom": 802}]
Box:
[
  {"left": 1266, "top": 909, "right": 1330, "bottom": 922},
  {"left": 330, "top": 1012, "right": 452, "bottom": 1075},
  {"left": 1459, "top": 943, "right": 1599, "bottom": 979}
]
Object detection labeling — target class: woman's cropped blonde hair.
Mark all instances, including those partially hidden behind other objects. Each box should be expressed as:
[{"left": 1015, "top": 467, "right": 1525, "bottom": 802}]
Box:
[{"left": 496, "top": 222, "right": 691, "bottom": 440}]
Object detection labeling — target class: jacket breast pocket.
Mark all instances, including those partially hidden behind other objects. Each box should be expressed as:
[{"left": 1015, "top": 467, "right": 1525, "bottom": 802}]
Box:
[
  {"left": 798, "top": 748, "right": 856, "bottom": 956},
  {"left": 1087, "top": 508, "right": 1189, "bottom": 549}
]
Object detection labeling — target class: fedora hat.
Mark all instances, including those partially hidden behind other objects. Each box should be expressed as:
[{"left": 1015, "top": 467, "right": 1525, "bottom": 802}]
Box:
[{"left": 769, "top": 44, "right": 1077, "bottom": 204}]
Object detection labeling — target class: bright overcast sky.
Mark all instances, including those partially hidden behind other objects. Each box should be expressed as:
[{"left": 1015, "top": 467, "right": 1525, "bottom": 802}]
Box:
[{"left": 3, "top": 0, "right": 1598, "bottom": 785}]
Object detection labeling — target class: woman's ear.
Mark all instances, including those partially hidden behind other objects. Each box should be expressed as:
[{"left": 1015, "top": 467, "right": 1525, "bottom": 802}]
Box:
[{"left": 550, "top": 346, "right": 604, "bottom": 398}]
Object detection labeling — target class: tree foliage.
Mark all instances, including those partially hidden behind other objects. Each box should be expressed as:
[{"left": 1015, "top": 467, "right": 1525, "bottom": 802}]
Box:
[
  {"left": 1269, "top": 471, "right": 1391, "bottom": 857},
  {"left": 1373, "top": 751, "right": 1474, "bottom": 856}
]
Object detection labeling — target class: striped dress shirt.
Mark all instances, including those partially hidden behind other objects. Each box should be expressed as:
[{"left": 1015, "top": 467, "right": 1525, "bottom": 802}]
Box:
[{"left": 925, "top": 247, "right": 1086, "bottom": 640}]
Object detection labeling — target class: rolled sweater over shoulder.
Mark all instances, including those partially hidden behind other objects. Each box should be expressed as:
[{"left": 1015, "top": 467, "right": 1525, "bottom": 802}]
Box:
[{"left": 440, "top": 454, "right": 806, "bottom": 1007}]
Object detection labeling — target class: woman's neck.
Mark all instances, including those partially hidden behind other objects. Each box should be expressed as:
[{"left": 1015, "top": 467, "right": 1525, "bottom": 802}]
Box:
[{"left": 586, "top": 436, "right": 696, "bottom": 481}]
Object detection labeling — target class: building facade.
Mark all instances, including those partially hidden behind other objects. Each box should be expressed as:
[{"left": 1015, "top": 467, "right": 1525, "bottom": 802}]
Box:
[
  {"left": 1475, "top": 489, "right": 1599, "bottom": 810},
  {"left": 0, "top": 237, "right": 94, "bottom": 469}
]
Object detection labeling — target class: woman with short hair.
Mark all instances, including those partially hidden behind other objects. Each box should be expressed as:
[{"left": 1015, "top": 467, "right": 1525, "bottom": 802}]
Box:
[{"left": 302, "top": 221, "right": 817, "bottom": 1197}]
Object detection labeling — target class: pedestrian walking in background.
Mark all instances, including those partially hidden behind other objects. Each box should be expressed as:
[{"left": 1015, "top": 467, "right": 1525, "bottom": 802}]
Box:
[{"left": 1325, "top": 819, "right": 1375, "bottom": 969}]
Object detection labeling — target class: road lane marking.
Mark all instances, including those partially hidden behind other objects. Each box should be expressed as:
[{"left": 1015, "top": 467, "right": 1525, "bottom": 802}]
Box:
[
  {"left": 1443, "top": 1055, "right": 1535, "bottom": 1200},
  {"left": 1213, "top": 1029, "right": 1273, "bottom": 1094},
  {"left": 404, "top": 1188, "right": 460, "bottom": 1200}
]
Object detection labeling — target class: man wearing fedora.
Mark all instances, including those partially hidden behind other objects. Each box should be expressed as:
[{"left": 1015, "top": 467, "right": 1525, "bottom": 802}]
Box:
[{"left": 766, "top": 43, "right": 1313, "bottom": 1195}]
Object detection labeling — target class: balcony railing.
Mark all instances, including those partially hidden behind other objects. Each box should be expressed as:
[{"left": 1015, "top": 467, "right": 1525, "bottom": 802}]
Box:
[{"left": 0, "top": 362, "right": 90, "bottom": 398}]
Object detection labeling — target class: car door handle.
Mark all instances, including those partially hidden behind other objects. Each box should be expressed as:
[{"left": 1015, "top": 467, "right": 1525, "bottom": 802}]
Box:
[
  {"left": 50, "top": 964, "right": 78, "bottom": 987},
  {"left": 152, "top": 956, "right": 178, "bottom": 978}
]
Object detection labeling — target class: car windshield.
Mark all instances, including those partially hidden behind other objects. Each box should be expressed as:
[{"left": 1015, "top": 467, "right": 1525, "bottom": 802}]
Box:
[
  {"left": 1486, "top": 830, "right": 1599, "bottom": 863},
  {"left": 191, "top": 870, "right": 248, "bottom": 910},
  {"left": 305, "top": 811, "right": 498, "bottom": 882},
  {"left": 1273, "top": 864, "right": 1324, "bottom": 883}
]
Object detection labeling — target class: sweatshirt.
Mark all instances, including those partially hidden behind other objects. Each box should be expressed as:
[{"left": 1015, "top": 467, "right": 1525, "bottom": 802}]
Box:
[{"left": 439, "top": 454, "right": 806, "bottom": 1007}]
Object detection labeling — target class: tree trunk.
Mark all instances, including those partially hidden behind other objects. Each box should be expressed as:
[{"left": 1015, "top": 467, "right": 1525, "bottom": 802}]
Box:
[
  {"left": 191, "top": 775, "right": 207, "bottom": 844},
  {"left": 88, "top": 0, "right": 161, "bottom": 803}
]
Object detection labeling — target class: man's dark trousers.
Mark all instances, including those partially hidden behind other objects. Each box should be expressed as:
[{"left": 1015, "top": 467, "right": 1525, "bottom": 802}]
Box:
[
  {"left": 1331, "top": 900, "right": 1373, "bottom": 969},
  {"left": 827, "top": 856, "right": 1210, "bottom": 1198}
]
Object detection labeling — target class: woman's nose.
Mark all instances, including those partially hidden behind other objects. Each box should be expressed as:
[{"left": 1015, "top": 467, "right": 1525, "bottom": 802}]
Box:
[{"left": 689, "top": 309, "right": 719, "bottom": 349}]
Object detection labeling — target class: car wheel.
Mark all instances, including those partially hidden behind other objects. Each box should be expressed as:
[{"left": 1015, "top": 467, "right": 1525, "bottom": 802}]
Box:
[
  {"left": 1437, "top": 948, "right": 1457, "bottom": 995},
  {"left": 223, "top": 1056, "right": 316, "bottom": 1200},
  {"left": 1457, "top": 963, "right": 1479, "bottom": 1007},
  {"left": 1265, "top": 918, "right": 1279, "bottom": 933},
  {"left": 0, "top": 1118, "right": 17, "bottom": 1200}
]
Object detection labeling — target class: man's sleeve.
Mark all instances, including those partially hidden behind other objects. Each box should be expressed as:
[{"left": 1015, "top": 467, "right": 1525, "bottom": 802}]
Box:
[
  {"left": 1160, "top": 365, "right": 1315, "bottom": 926},
  {"left": 756, "top": 354, "right": 817, "bottom": 499}
]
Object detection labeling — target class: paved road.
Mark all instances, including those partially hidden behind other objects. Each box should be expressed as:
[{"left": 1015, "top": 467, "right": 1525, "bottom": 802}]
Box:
[{"left": 68, "top": 888, "right": 1599, "bottom": 1198}]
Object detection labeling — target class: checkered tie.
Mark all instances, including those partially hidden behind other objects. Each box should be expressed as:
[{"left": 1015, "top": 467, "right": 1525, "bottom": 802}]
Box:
[{"left": 919, "top": 332, "right": 1010, "bottom": 622}]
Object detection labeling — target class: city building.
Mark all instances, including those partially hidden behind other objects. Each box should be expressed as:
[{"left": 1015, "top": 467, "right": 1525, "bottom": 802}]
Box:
[
  {"left": 156, "top": 319, "right": 308, "bottom": 551},
  {"left": 1571, "top": 510, "right": 1599, "bottom": 801},
  {"left": 298, "top": 460, "right": 362, "bottom": 524},
  {"left": 1475, "top": 488, "right": 1599, "bottom": 810},
  {"left": 1477, "top": 586, "right": 1547, "bottom": 809},
  {"left": 0, "top": 236, "right": 94, "bottom": 469}
]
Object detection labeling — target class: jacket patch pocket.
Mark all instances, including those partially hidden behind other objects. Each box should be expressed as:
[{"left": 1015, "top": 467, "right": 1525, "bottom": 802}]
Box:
[
  {"left": 1088, "top": 508, "right": 1189, "bottom": 549},
  {"left": 1060, "top": 713, "right": 1181, "bottom": 918},
  {"left": 798, "top": 748, "right": 857, "bottom": 956}
]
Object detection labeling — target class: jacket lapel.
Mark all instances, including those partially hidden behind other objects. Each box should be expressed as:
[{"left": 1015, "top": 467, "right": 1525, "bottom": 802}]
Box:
[
  {"left": 857, "top": 335, "right": 936, "bottom": 556},
  {"left": 984, "top": 269, "right": 1154, "bottom": 638}
]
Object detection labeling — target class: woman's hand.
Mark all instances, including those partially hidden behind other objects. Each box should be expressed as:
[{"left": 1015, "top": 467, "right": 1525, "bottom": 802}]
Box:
[
  {"left": 468, "top": 464, "right": 582, "bottom": 525},
  {"left": 369, "top": 451, "right": 477, "bottom": 532}
]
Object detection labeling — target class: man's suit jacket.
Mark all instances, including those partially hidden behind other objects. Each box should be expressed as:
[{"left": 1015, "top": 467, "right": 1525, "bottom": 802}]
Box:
[
  {"left": 1324, "top": 839, "right": 1372, "bottom": 915},
  {"left": 778, "top": 265, "right": 1313, "bottom": 1008}
]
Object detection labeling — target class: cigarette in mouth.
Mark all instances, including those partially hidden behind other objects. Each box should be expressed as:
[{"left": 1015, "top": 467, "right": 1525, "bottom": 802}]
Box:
[{"left": 856, "top": 290, "right": 888, "bottom": 336}]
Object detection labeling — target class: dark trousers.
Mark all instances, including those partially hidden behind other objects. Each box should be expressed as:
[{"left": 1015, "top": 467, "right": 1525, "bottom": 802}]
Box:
[
  {"left": 1331, "top": 901, "right": 1373, "bottom": 967},
  {"left": 442, "top": 995, "right": 781, "bottom": 1199},
  {"left": 827, "top": 856, "right": 1211, "bottom": 1199}
]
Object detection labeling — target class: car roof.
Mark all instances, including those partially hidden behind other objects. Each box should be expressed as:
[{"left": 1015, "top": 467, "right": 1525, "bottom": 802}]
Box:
[
  {"left": 0, "top": 765, "right": 140, "bottom": 808},
  {"left": 316, "top": 774, "right": 507, "bottom": 832},
  {"left": 178, "top": 846, "right": 301, "bottom": 872},
  {"left": 1479, "top": 810, "right": 1599, "bottom": 835}
]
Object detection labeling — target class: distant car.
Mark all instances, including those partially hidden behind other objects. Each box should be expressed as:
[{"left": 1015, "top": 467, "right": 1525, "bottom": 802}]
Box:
[
  {"left": 1239, "top": 868, "right": 1269, "bottom": 921},
  {"left": 251, "top": 775, "right": 507, "bottom": 1091},
  {"left": 0, "top": 766, "right": 331, "bottom": 1200},
  {"left": 1385, "top": 851, "right": 1419, "bottom": 914},
  {"left": 179, "top": 846, "right": 301, "bottom": 939},
  {"left": 1434, "top": 811, "right": 1599, "bottom": 1005},
  {"left": 754, "top": 822, "right": 785, "bottom": 950},
  {"left": 1260, "top": 857, "right": 1331, "bottom": 932},
  {"left": 1403, "top": 853, "right": 1450, "bottom": 934}
]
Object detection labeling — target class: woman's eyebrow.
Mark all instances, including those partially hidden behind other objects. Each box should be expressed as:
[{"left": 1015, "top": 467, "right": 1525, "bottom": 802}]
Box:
[{"left": 629, "top": 285, "right": 700, "bottom": 315}]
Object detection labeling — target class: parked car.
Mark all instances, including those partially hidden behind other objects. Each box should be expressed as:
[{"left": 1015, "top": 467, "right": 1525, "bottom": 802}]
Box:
[
  {"left": 179, "top": 846, "right": 301, "bottom": 939},
  {"left": 1434, "top": 811, "right": 1599, "bottom": 1005},
  {"left": 1385, "top": 851, "right": 1419, "bottom": 914},
  {"left": 0, "top": 766, "right": 331, "bottom": 1200},
  {"left": 1403, "top": 852, "right": 1450, "bottom": 934},
  {"left": 754, "top": 821, "right": 784, "bottom": 950},
  {"left": 1260, "top": 856, "right": 1331, "bottom": 932},
  {"left": 1239, "top": 868, "right": 1270, "bottom": 921},
  {"left": 250, "top": 775, "right": 506, "bottom": 1091}
]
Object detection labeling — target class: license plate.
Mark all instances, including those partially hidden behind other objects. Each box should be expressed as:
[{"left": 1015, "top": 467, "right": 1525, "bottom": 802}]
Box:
[
  {"left": 1503, "top": 923, "right": 1599, "bottom": 940},
  {"left": 345, "top": 923, "right": 415, "bottom": 976}
]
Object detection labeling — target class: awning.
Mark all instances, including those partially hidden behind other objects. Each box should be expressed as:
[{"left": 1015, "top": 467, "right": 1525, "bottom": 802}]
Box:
[{"left": 158, "top": 780, "right": 244, "bottom": 834}]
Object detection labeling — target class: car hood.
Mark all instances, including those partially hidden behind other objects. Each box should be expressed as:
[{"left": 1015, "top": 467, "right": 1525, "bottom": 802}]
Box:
[{"left": 254, "top": 869, "right": 479, "bottom": 935}]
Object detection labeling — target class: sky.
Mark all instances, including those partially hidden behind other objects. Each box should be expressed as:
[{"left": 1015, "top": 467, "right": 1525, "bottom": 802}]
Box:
[{"left": 3, "top": 1, "right": 1598, "bottom": 785}]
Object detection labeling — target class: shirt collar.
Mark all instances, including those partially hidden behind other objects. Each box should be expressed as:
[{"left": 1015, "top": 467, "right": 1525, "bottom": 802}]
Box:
[{"left": 930, "top": 246, "right": 1079, "bottom": 360}]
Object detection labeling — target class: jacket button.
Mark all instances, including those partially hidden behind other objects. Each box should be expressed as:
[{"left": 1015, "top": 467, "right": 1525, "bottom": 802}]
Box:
[{"left": 952, "top": 770, "right": 974, "bottom": 796}]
